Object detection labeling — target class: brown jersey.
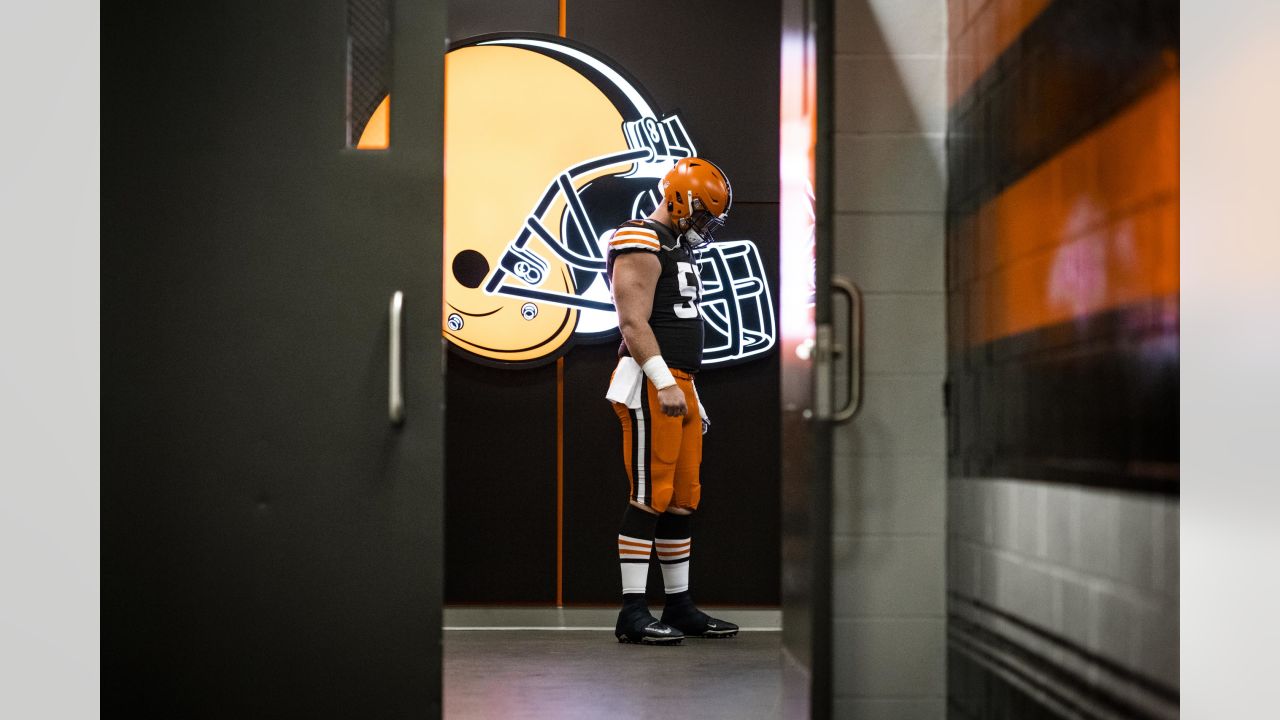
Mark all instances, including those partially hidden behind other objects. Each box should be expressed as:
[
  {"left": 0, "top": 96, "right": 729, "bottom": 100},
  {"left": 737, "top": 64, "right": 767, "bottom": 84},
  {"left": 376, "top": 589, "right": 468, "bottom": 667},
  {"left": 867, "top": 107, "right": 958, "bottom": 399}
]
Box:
[{"left": 606, "top": 219, "right": 704, "bottom": 372}]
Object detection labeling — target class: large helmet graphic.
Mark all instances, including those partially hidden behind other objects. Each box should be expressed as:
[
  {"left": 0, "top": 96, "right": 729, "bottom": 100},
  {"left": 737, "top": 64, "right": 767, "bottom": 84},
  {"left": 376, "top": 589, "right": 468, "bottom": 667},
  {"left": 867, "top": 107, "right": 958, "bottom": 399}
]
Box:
[{"left": 440, "top": 34, "right": 774, "bottom": 368}]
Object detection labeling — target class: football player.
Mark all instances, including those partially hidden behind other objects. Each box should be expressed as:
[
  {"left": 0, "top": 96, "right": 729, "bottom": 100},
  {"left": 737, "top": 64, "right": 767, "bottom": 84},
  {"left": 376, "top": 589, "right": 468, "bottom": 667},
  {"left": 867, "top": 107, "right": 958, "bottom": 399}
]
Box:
[{"left": 605, "top": 157, "right": 740, "bottom": 645}]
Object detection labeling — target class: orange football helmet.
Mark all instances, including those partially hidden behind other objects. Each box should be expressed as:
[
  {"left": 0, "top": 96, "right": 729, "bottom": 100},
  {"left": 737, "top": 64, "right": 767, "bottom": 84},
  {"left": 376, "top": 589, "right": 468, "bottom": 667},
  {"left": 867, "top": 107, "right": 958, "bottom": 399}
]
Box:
[{"left": 660, "top": 157, "right": 733, "bottom": 247}]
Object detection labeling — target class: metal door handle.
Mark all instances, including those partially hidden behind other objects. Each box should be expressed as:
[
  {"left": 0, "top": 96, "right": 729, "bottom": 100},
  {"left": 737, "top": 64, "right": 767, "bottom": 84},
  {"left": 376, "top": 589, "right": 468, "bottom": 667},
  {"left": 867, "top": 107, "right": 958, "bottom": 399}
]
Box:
[
  {"left": 831, "top": 276, "right": 863, "bottom": 423},
  {"left": 389, "top": 291, "right": 404, "bottom": 425}
]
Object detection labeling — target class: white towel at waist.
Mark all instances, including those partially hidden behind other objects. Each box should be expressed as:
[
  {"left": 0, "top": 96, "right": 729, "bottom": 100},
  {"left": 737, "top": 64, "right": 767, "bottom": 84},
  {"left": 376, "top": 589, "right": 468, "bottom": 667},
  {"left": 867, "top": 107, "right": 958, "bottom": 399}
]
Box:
[
  {"left": 605, "top": 356, "right": 646, "bottom": 408},
  {"left": 605, "top": 357, "right": 710, "bottom": 433}
]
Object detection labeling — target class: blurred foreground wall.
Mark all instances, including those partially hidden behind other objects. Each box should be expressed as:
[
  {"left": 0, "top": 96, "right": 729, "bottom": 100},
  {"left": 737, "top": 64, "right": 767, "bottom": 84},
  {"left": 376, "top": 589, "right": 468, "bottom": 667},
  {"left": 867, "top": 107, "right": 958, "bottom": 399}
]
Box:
[{"left": 944, "top": 1, "right": 1180, "bottom": 718}]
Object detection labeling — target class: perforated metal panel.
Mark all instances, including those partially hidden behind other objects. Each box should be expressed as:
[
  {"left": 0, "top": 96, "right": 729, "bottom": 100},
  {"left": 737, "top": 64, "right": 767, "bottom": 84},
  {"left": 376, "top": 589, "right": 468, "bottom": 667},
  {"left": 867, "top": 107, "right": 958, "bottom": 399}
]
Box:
[{"left": 347, "top": 0, "right": 391, "bottom": 146}]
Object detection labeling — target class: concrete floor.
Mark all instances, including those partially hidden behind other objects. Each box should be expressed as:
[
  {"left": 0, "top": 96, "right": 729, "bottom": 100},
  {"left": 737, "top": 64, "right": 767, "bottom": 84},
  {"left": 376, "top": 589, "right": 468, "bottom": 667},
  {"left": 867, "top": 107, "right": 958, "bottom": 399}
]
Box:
[{"left": 444, "top": 629, "right": 784, "bottom": 719}]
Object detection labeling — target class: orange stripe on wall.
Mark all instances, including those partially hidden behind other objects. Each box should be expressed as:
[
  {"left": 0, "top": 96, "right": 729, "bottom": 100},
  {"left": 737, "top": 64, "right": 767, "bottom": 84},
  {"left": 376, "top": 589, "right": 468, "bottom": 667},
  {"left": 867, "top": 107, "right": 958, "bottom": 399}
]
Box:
[
  {"left": 556, "top": 0, "right": 567, "bottom": 607},
  {"left": 556, "top": 356, "right": 564, "bottom": 606},
  {"left": 962, "top": 76, "right": 1180, "bottom": 347},
  {"left": 948, "top": 0, "right": 1052, "bottom": 104}
]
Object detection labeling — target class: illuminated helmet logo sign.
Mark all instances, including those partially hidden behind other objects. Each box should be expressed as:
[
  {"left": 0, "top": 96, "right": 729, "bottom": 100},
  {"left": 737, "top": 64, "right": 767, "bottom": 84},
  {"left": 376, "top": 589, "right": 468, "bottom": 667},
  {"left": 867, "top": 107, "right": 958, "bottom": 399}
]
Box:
[{"left": 435, "top": 33, "right": 775, "bottom": 368}]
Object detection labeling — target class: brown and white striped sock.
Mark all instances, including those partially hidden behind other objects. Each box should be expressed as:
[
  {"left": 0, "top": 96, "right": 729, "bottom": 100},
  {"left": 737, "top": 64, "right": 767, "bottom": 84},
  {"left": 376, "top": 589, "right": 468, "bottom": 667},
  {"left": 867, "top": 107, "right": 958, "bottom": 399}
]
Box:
[
  {"left": 618, "top": 504, "right": 659, "bottom": 598},
  {"left": 655, "top": 512, "right": 693, "bottom": 594}
]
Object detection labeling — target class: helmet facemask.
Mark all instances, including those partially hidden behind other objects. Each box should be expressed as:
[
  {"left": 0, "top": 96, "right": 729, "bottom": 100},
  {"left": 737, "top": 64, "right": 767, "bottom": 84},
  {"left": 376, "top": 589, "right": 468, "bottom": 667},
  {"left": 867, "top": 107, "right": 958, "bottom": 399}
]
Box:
[{"left": 680, "top": 195, "right": 727, "bottom": 249}]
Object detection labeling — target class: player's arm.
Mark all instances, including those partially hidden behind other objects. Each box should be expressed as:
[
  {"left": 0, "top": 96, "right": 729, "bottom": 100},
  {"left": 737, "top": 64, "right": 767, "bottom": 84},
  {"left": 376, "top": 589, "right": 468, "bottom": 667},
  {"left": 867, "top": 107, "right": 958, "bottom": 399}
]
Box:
[{"left": 612, "top": 252, "right": 687, "bottom": 417}]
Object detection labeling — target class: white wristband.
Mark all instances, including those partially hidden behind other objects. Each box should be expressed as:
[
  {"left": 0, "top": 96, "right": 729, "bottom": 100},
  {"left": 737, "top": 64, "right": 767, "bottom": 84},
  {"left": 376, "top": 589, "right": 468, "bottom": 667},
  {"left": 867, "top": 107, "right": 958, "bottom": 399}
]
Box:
[{"left": 641, "top": 355, "right": 677, "bottom": 390}]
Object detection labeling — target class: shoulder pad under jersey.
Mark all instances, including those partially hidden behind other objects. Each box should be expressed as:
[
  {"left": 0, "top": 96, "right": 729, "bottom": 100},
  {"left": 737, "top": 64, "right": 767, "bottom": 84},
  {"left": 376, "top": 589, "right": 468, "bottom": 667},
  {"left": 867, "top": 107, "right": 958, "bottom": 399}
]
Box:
[{"left": 607, "top": 222, "right": 661, "bottom": 254}]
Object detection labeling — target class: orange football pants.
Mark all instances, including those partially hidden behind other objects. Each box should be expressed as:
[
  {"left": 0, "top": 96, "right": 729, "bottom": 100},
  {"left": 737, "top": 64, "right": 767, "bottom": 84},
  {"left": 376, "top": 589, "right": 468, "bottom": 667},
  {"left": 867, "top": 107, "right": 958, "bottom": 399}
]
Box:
[{"left": 612, "top": 369, "right": 702, "bottom": 513}]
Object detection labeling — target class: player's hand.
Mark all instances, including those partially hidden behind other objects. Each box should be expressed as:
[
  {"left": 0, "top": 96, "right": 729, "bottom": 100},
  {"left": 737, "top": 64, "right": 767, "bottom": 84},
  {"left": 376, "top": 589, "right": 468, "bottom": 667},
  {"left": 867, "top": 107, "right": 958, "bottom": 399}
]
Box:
[{"left": 657, "top": 384, "right": 687, "bottom": 417}]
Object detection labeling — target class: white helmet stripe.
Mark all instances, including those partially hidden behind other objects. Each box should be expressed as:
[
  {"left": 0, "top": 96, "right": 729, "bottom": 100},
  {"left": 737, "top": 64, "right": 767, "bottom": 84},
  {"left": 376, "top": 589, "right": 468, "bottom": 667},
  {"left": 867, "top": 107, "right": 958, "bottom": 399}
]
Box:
[{"left": 478, "top": 38, "right": 655, "bottom": 118}]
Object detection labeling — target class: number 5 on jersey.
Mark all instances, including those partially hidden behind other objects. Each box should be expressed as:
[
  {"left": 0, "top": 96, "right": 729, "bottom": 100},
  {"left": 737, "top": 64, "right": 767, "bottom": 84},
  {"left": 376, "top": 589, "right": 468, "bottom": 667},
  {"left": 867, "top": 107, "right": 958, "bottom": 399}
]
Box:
[{"left": 674, "top": 261, "right": 700, "bottom": 319}]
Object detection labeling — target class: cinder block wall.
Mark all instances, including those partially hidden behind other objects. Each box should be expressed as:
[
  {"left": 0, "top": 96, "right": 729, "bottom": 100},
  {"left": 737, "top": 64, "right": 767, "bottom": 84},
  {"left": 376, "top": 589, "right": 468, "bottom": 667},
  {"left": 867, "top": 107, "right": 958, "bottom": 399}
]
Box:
[
  {"left": 945, "top": 1, "right": 1179, "bottom": 718},
  {"left": 831, "top": 1, "right": 949, "bottom": 717}
]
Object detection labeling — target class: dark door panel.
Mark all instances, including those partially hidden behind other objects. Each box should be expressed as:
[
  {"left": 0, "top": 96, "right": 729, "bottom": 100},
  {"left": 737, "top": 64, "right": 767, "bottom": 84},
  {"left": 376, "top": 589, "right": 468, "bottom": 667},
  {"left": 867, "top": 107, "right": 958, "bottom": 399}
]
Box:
[{"left": 103, "top": 1, "right": 446, "bottom": 716}]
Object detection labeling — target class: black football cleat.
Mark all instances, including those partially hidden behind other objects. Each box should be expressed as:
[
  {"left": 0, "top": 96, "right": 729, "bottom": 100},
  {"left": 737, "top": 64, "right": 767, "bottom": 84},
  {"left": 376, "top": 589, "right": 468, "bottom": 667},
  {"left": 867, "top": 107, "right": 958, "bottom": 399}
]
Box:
[
  {"left": 660, "top": 592, "right": 739, "bottom": 639},
  {"left": 616, "top": 608, "right": 684, "bottom": 645}
]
